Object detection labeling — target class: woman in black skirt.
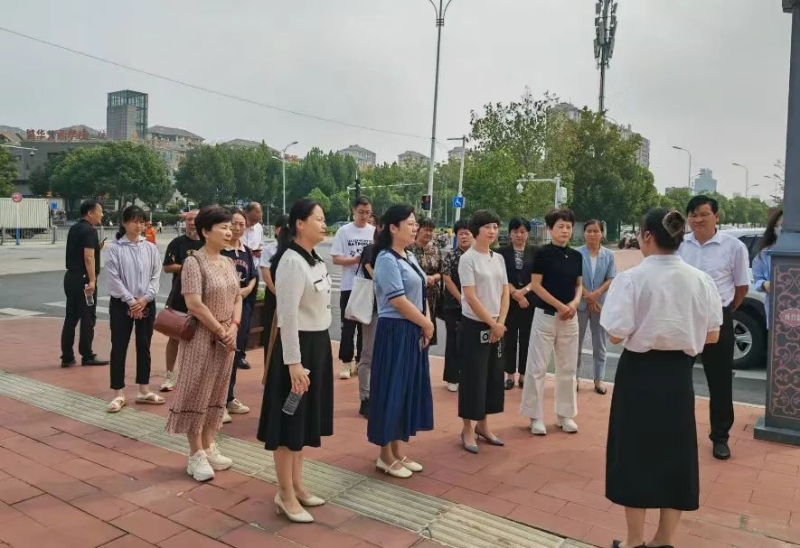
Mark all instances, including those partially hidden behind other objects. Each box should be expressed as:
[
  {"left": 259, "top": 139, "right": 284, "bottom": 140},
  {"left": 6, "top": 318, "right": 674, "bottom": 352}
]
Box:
[
  {"left": 257, "top": 199, "right": 333, "bottom": 524},
  {"left": 600, "top": 208, "right": 723, "bottom": 548},
  {"left": 457, "top": 210, "right": 509, "bottom": 453}
]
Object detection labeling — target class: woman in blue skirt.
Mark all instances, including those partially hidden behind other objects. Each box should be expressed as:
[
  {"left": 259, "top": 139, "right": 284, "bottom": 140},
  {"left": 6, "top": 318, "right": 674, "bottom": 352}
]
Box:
[{"left": 368, "top": 204, "right": 434, "bottom": 479}]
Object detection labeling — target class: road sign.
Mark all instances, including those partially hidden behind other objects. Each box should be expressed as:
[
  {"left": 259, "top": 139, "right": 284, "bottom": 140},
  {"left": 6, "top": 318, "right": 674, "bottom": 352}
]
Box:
[
  {"left": 452, "top": 196, "right": 465, "bottom": 209},
  {"left": 11, "top": 192, "right": 22, "bottom": 203},
  {"left": 50, "top": 202, "right": 58, "bottom": 210}
]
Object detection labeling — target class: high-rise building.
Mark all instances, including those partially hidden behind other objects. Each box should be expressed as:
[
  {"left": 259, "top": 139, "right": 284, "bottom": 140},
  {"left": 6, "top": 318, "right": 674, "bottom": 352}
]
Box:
[
  {"left": 337, "top": 144, "right": 376, "bottom": 168},
  {"left": 398, "top": 150, "right": 429, "bottom": 166},
  {"left": 106, "top": 90, "right": 148, "bottom": 141},
  {"left": 693, "top": 168, "right": 717, "bottom": 194}
]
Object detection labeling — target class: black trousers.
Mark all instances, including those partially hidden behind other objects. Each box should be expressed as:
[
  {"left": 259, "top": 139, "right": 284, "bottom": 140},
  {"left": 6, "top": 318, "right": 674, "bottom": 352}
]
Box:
[
  {"left": 339, "top": 290, "right": 362, "bottom": 363},
  {"left": 701, "top": 307, "right": 735, "bottom": 443},
  {"left": 458, "top": 316, "right": 505, "bottom": 421},
  {"left": 109, "top": 298, "right": 155, "bottom": 390},
  {"left": 504, "top": 301, "right": 534, "bottom": 375},
  {"left": 442, "top": 308, "right": 461, "bottom": 384},
  {"left": 60, "top": 271, "right": 97, "bottom": 362},
  {"left": 229, "top": 299, "right": 253, "bottom": 402}
]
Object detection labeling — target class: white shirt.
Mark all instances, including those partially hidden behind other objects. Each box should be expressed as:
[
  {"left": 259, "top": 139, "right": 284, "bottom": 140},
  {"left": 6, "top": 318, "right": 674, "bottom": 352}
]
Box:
[
  {"left": 590, "top": 255, "right": 597, "bottom": 278},
  {"left": 275, "top": 248, "right": 332, "bottom": 364},
  {"left": 458, "top": 247, "right": 508, "bottom": 322},
  {"left": 600, "top": 254, "right": 723, "bottom": 356},
  {"left": 242, "top": 222, "right": 263, "bottom": 251},
  {"left": 677, "top": 231, "right": 750, "bottom": 307},
  {"left": 330, "top": 222, "right": 375, "bottom": 291},
  {"left": 259, "top": 241, "right": 278, "bottom": 269}
]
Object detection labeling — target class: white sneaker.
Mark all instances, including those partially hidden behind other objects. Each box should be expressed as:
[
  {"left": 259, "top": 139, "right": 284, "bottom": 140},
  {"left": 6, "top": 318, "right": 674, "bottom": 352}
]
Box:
[
  {"left": 530, "top": 419, "right": 547, "bottom": 436},
  {"left": 557, "top": 416, "right": 578, "bottom": 433},
  {"left": 339, "top": 363, "right": 351, "bottom": 379},
  {"left": 446, "top": 383, "right": 458, "bottom": 393},
  {"left": 222, "top": 409, "right": 232, "bottom": 424},
  {"left": 187, "top": 451, "right": 215, "bottom": 481},
  {"left": 350, "top": 362, "right": 359, "bottom": 376},
  {"left": 160, "top": 371, "right": 176, "bottom": 392},
  {"left": 226, "top": 399, "right": 250, "bottom": 414},
  {"left": 206, "top": 443, "right": 233, "bottom": 470}
]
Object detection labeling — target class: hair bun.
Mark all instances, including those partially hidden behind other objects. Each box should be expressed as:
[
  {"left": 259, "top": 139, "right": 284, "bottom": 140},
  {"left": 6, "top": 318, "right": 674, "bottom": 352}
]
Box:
[{"left": 661, "top": 210, "right": 686, "bottom": 238}]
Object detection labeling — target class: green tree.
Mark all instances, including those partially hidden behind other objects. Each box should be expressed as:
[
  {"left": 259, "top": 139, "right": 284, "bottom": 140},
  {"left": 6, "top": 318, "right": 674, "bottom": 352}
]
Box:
[
  {"left": 28, "top": 153, "right": 67, "bottom": 197},
  {"left": 0, "top": 148, "right": 18, "bottom": 197},
  {"left": 307, "top": 187, "right": 331, "bottom": 213},
  {"left": 175, "top": 145, "right": 235, "bottom": 206}
]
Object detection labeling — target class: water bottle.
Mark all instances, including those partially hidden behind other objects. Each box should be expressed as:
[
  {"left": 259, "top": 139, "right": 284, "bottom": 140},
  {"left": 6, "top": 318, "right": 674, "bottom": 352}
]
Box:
[
  {"left": 84, "top": 284, "right": 94, "bottom": 307},
  {"left": 282, "top": 369, "right": 311, "bottom": 416}
]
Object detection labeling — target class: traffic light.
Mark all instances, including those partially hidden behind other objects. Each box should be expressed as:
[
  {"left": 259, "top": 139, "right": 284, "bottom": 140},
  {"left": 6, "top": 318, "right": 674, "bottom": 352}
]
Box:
[
  {"left": 355, "top": 177, "right": 361, "bottom": 197},
  {"left": 421, "top": 194, "right": 432, "bottom": 211}
]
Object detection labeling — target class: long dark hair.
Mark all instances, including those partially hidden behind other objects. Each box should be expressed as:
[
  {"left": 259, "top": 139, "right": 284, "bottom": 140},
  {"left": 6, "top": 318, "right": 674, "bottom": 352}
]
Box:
[
  {"left": 271, "top": 198, "right": 321, "bottom": 275},
  {"left": 116, "top": 205, "right": 147, "bottom": 239},
  {"left": 758, "top": 208, "right": 783, "bottom": 252},
  {"left": 375, "top": 204, "right": 415, "bottom": 255}
]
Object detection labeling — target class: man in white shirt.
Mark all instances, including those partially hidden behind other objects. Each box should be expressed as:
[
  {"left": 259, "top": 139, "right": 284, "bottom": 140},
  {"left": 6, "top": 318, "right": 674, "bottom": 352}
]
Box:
[
  {"left": 678, "top": 195, "right": 750, "bottom": 461},
  {"left": 242, "top": 202, "right": 264, "bottom": 259},
  {"left": 330, "top": 197, "right": 376, "bottom": 379}
]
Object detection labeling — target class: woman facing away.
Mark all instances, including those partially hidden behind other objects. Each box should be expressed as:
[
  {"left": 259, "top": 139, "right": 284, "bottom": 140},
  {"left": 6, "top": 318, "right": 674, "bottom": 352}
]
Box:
[
  {"left": 165, "top": 205, "right": 242, "bottom": 483},
  {"left": 105, "top": 205, "right": 164, "bottom": 413},
  {"left": 575, "top": 220, "right": 616, "bottom": 394},
  {"left": 368, "top": 205, "right": 434, "bottom": 478},
  {"left": 753, "top": 208, "right": 783, "bottom": 330},
  {"left": 257, "top": 199, "right": 334, "bottom": 523},
  {"left": 600, "top": 208, "right": 722, "bottom": 548}
]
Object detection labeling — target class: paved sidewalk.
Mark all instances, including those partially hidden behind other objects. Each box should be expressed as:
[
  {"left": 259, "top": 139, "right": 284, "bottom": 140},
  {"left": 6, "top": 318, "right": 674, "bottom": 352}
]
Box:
[{"left": 1, "top": 317, "right": 799, "bottom": 547}]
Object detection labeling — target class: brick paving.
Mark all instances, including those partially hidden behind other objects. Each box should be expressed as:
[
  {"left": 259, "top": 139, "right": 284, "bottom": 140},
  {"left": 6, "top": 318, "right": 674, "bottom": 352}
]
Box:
[{"left": 1, "top": 313, "right": 800, "bottom": 547}]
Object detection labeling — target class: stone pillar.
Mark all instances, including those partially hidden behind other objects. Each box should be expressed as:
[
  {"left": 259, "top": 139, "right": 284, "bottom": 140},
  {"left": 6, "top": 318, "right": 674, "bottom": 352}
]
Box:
[{"left": 754, "top": 0, "right": 800, "bottom": 445}]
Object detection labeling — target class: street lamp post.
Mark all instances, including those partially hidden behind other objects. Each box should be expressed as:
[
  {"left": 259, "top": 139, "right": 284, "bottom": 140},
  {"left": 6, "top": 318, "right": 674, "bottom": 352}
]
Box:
[
  {"left": 515, "top": 173, "right": 563, "bottom": 209},
  {"left": 594, "top": 0, "right": 619, "bottom": 113},
  {"left": 753, "top": 0, "right": 800, "bottom": 446},
  {"left": 672, "top": 145, "right": 693, "bottom": 191},
  {"left": 732, "top": 162, "right": 755, "bottom": 198},
  {"left": 279, "top": 141, "right": 298, "bottom": 215},
  {"left": 447, "top": 136, "right": 467, "bottom": 221},
  {"left": 425, "top": 0, "right": 455, "bottom": 221}
]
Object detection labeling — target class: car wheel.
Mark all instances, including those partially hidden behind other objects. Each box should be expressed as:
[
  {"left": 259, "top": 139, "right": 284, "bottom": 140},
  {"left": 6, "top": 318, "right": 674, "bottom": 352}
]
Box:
[{"left": 732, "top": 309, "right": 766, "bottom": 369}]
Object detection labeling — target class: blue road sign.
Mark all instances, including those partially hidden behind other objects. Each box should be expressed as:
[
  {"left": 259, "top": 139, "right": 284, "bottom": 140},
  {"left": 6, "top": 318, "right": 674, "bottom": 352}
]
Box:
[
  {"left": 452, "top": 196, "right": 465, "bottom": 209},
  {"left": 50, "top": 202, "right": 58, "bottom": 210}
]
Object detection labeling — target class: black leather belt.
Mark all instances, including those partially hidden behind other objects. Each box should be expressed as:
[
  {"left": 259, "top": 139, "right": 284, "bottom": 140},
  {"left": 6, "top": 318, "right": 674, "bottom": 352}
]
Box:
[{"left": 536, "top": 307, "right": 556, "bottom": 316}]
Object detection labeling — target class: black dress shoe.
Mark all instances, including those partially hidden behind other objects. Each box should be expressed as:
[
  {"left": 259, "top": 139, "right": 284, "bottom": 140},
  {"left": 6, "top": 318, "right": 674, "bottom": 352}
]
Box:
[
  {"left": 236, "top": 358, "right": 251, "bottom": 370},
  {"left": 504, "top": 379, "right": 514, "bottom": 390},
  {"left": 518, "top": 378, "right": 524, "bottom": 389},
  {"left": 612, "top": 541, "right": 647, "bottom": 548},
  {"left": 359, "top": 398, "right": 369, "bottom": 418},
  {"left": 81, "top": 357, "right": 109, "bottom": 366},
  {"left": 713, "top": 441, "right": 731, "bottom": 460},
  {"left": 61, "top": 359, "right": 76, "bottom": 368}
]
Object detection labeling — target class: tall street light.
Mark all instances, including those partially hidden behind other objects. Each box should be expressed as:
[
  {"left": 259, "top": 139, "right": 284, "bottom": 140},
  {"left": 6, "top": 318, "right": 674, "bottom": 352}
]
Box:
[
  {"left": 280, "top": 141, "right": 298, "bottom": 214},
  {"left": 672, "top": 145, "right": 693, "bottom": 191},
  {"left": 594, "top": 0, "right": 619, "bottom": 113},
  {"left": 425, "top": 0, "right": 455, "bottom": 220},
  {"left": 447, "top": 135, "right": 467, "bottom": 221},
  {"left": 732, "top": 162, "right": 756, "bottom": 198}
]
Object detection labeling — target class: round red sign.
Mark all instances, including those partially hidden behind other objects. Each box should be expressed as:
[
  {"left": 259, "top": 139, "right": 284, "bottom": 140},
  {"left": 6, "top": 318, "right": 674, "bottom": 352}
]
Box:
[{"left": 11, "top": 192, "right": 22, "bottom": 203}]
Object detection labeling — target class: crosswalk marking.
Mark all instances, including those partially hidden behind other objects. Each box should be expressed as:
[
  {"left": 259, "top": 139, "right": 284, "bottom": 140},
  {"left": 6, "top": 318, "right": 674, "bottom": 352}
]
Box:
[
  {"left": 0, "top": 308, "right": 43, "bottom": 317},
  {"left": 44, "top": 301, "right": 167, "bottom": 316}
]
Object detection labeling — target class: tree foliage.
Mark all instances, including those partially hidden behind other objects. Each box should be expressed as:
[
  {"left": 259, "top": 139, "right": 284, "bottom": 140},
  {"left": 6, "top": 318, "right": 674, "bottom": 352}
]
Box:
[{"left": 0, "top": 147, "right": 17, "bottom": 197}]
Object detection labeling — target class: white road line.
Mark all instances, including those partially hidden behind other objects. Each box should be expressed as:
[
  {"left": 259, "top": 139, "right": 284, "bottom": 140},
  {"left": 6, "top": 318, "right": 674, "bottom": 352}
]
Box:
[
  {"left": 0, "top": 308, "right": 43, "bottom": 317},
  {"left": 43, "top": 301, "right": 166, "bottom": 315}
]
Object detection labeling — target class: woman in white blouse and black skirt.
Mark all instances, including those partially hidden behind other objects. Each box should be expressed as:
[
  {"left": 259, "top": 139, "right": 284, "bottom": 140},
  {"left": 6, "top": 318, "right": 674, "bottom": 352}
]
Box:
[
  {"left": 600, "top": 208, "right": 722, "bottom": 548},
  {"left": 257, "top": 199, "right": 333, "bottom": 524}
]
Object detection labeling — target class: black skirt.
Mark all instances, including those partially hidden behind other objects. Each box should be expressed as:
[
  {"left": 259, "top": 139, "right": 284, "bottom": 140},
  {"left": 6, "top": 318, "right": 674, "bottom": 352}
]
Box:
[
  {"left": 606, "top": 349, "right": 699, "bottom": 511},
  {"left": 457, "top": 316, "right": 505, "bottom": 421},
  {"left": 257, "top": 330, "right": 334, "bottom": 451}
]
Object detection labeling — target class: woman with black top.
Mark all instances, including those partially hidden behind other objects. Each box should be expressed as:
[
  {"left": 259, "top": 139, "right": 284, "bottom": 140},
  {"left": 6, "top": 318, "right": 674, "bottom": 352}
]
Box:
[
  {"left": 257, "top": 199, "right": 333, "bottom": 524},
  {"left": 441, "top": 219, "right": 473, "bottom": 392},
  {"left": 498, "top": 217, "right": 536, "bottom": 390},
  {"left": 601, "top": 209, "right": 722, "bottom": 548},
  {"left": 458, "top": 210, "right": 509, "bottom": 453}
]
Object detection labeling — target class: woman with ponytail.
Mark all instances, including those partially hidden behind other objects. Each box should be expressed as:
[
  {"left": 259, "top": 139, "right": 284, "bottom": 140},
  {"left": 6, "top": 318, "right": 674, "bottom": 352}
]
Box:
[
  {"left": 367, "top": 205, "right": 433, "bottom": 479},
  {"left": 257, "top": 199, "right": 333, "bottom": 523}
]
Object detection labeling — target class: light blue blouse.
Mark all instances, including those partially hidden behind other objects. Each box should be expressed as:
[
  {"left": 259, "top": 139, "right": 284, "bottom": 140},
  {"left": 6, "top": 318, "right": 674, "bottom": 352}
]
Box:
[
  {"left": 753, "top": 248, "right": 773, "bottom": 329},
  {"left": 577, "top": 246, "right": 616, "bottom": 312},
  {"left": 373, "top": 249, "right": 425, "bottom": 319}
]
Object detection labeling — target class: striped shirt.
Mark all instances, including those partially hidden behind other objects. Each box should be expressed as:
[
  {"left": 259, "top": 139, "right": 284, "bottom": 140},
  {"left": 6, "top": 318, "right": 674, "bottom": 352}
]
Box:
[{"left": 106, "top": 236, "right": 161, "bottom": 303}]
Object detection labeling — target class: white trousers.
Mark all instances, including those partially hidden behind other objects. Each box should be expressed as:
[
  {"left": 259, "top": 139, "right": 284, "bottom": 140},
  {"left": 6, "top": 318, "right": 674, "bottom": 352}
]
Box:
[{"left": 520, "top": 311, "right": 580, "bottom": 420}]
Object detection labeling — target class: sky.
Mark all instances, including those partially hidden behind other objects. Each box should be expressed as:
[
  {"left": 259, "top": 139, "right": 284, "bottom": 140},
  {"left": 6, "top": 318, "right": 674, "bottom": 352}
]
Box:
[{"left": 0, "top": 0, "right": 792, "bottom": 199}]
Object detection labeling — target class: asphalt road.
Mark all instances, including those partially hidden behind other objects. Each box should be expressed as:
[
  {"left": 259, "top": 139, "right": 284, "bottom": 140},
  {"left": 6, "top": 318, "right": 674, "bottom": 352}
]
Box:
[{"left": 0, "top": 241, "right": 767, "bottom": 406}]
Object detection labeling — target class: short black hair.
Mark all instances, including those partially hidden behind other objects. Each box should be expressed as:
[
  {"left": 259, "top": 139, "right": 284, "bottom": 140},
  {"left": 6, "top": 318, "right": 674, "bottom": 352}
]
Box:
[
  {"left": 686, "top": 195, "right": 718, "bottom": 215},
  {"left": 80, "top": 200, "right": 100, "bottom": 217},
  {"left": 195, "top": 205, "right": 233, "bottom": 243},
  {"left": 641, "top": 208, "right": 686, "bottom": 251},
  {"left": 418, "top": 217, "right": 435, "bottom": 230},
  {"left": 468, "top": 209, "right": 501, "bottom": 238},
  {"left": 352, "top": 196, "right": 371, "bottom": 209},
  {"left": 229, "top": 208, "right": 245, "bottom": 219},
  {"left": 508, "top": 217, "right": 531, "bottom": 232},
  {"left": 453, "top": 219, "right": 470, "bottom": 234},
  {"left": 583, "top": 219, "right": 603, "bottom": 232},
  {"left": 273, "top": 214, "right": 289, "bottom": 229},
  {"left": 544, "top": 208, "right": 575, "bottom": 229}
]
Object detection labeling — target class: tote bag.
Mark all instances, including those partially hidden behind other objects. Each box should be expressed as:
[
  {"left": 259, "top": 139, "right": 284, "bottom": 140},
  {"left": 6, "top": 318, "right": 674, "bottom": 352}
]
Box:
[{"left": 344, "top": 261, "right": 374, "bottom": 324}]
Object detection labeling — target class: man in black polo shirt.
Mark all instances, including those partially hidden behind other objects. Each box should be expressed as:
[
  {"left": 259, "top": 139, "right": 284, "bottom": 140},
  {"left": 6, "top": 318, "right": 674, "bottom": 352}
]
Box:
[
  {"left": 520, "top": 208, "right": 583, "bottom": 436},
  {"left": 61, "top": 200, "right": 108, "bottom": 367},
  {"left": 160, "top": 209, "right": 202, "bottom": 392}
]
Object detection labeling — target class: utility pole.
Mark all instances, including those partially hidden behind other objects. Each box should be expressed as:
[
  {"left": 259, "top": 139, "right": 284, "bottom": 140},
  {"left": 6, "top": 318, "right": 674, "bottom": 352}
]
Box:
[
  {"left": 447, "top": 136, "right": 467, "bottom": 221},
  {"left": 672, "top": 145, "right": 693, "bottom": 191},
  {"left": 594, "top": 0, "right": 619, "bottom": 113}
]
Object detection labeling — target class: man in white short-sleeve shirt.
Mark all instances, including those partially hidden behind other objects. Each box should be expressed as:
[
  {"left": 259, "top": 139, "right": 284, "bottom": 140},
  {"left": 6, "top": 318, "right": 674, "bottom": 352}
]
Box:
[
  {"left": 242, "top": 202, "right": 264, "bottom": 259},
  {"left": 330, "top": 197, "right": 376, "bottom": 380},
  {"left": 678, "top": 195, "right": 750, "bottom": 461}
]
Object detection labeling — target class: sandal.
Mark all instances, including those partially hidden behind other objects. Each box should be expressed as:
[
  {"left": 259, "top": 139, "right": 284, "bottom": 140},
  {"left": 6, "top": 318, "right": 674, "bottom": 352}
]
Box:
[
  {"left": 107, "top": 396, "right": 126, "bottom": 413},
  {"left": 135, "top": 392, "right": 165, "bottom": 405}
]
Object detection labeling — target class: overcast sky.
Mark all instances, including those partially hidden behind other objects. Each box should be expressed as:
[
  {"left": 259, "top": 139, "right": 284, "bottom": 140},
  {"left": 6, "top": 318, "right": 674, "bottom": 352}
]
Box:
[{"left": 0, "top": 0, "right": 792, "bottom": 198}]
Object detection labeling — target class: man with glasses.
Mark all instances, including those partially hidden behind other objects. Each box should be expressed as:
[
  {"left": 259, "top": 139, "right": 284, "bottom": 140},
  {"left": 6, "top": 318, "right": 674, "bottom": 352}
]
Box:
[
  {"left": 678, "top": 195, "right": 749, "bottom": 460},
  {"left": 331, "top": 197, "right": 376, "bottom": 379}
]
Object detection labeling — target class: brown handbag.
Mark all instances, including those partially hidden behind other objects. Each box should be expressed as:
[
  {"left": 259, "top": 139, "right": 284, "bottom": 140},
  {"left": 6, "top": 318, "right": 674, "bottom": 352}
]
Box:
[{"left": 154, "top": 255, "right": 204, "bottom": 341}]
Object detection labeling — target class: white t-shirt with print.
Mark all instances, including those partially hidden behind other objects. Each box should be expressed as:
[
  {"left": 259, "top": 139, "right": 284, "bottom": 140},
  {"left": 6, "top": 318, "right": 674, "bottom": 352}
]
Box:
[{"left": 331, "top": 222, "right": 376, "bottom": 291}]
